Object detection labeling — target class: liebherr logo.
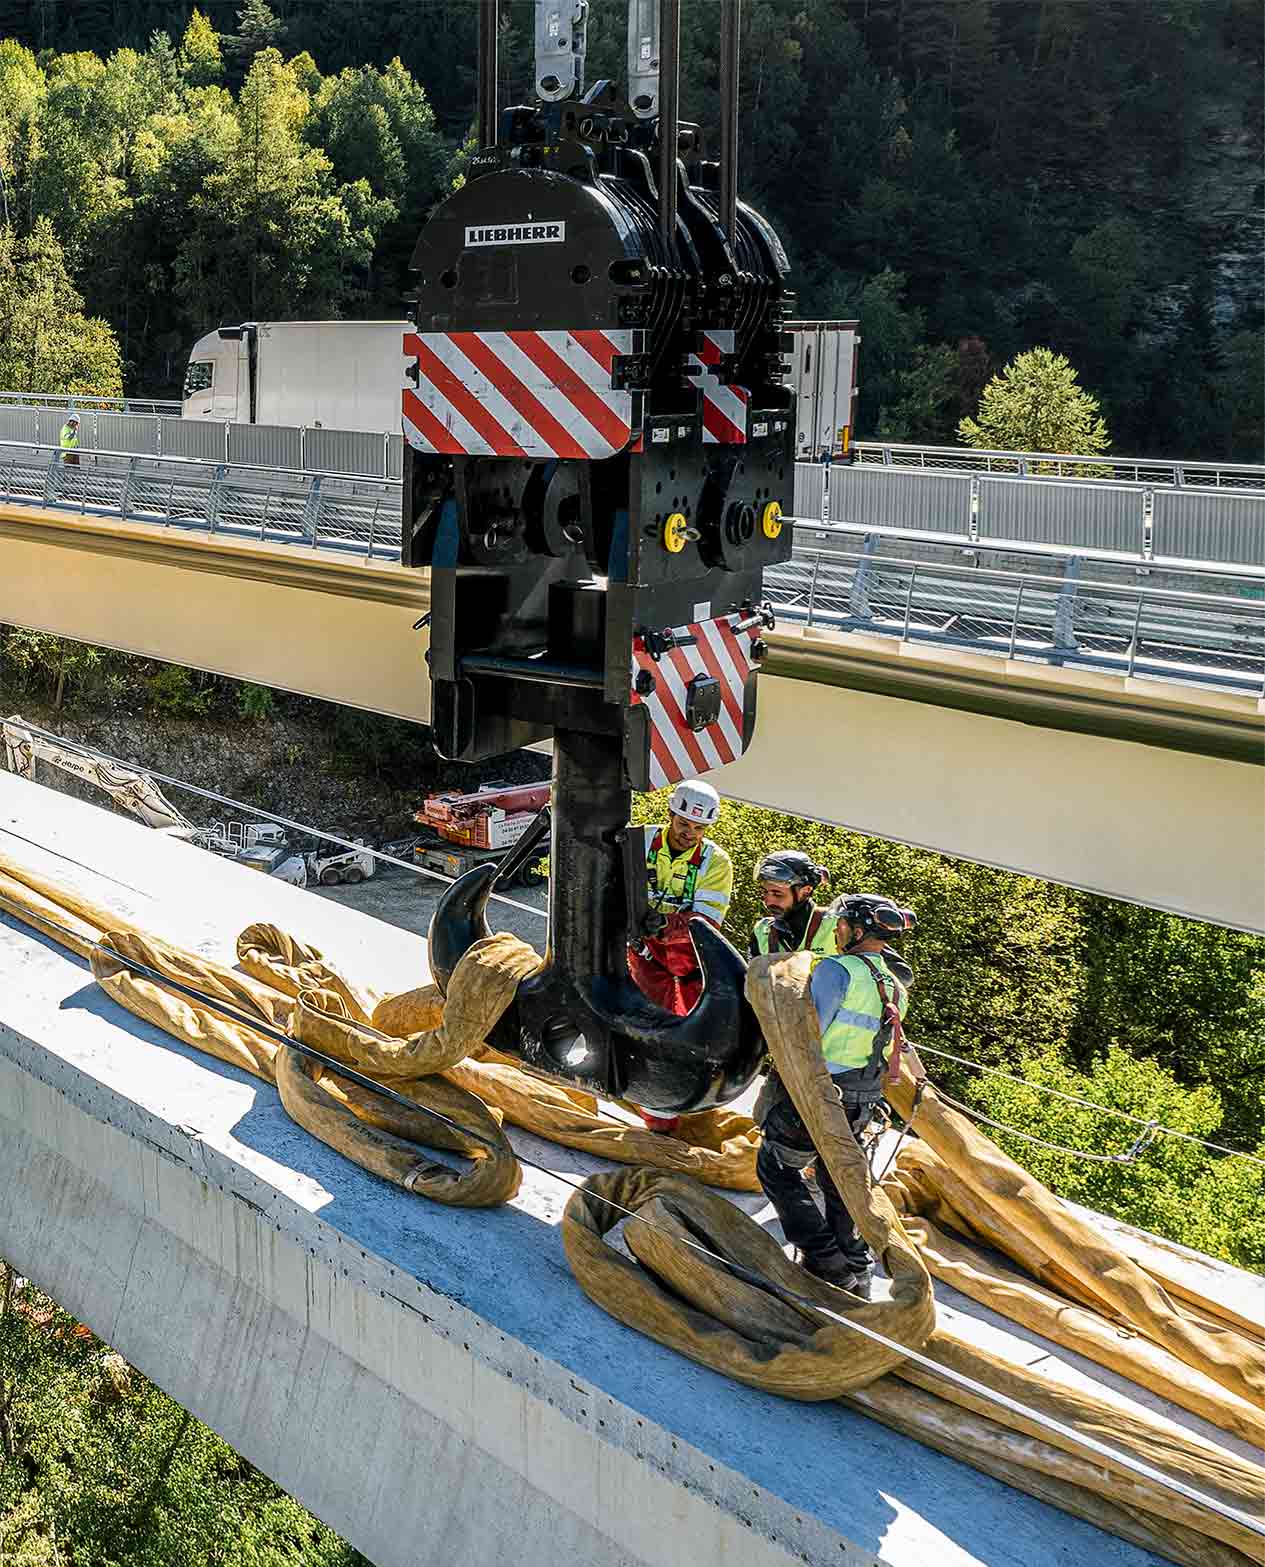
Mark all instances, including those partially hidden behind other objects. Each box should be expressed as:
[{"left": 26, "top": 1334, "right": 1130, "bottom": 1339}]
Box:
[{"left": 464, "top": 222, "right": 565, "bottom": 247}]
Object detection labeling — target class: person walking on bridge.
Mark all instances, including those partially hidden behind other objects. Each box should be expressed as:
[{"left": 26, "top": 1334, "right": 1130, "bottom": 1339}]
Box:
[
  {"left": 59, "top": 412, "right": 80, "bottom": 466},
  {"left": 628, "top": 778, "right": 733, "bottom": 1131},
  {"left": 754, "top": 892, "right": 916, "bottom": 1295},
  {"left": 750, "top": 851, "right": 835, "bottom": 957}
]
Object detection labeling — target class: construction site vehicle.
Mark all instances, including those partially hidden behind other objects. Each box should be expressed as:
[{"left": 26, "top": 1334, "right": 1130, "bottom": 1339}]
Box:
[
  {"left": 412, "top": 831, "right": 547, "bottom": 891},
  {"left": 787, "top": 320, "right": 860, "bottom": 461},
  {"left": 3, "top": 718, "right": 198, "bottom": 837},
  {"left": 418, "top": 783, "right": 552, "bottom": 851},
  {"left": 182, "top": 320, "right": 409, "bottom": 432},
  {"left": 2, "top": 719, "right": 307, "bottom": 886},
  {"left": 307, "top": 843, "right": 376, "bottom": 886},
  {"left": 408, "top": 0, "right": 792, "bottom": 1114},
  {"left": 414, "top": 783, "right": 550, "bottom": 891}
]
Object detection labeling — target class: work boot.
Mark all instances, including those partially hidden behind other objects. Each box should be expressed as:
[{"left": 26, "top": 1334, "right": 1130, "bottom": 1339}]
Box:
[{"left": 799, "top": 1252, "right": 874, "bottom": 1297}]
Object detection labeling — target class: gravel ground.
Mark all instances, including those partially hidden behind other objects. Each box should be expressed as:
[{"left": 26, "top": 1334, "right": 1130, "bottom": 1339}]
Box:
[{"left": 310, "top": 858, "right": 549, "bottom": 953}]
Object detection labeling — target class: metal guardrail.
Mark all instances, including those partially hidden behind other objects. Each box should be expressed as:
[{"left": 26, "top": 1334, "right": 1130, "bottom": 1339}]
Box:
[
  {"left": 0, "top": 405, "right": 405, "bottom": 481},
  {"left": 3, "top": 439, "right": 1261, "bottom": 697},
  {"left": 0, "top": 390, "right": 182, "bottom": 417},
  {"left": 766, "top": 539, "right": 1265, "bottom": 695},
  {"left": 796, "top": 462, "right": 1265, "bottom": 568},
  {"left": 0, "top": 442, "right": 401, "bottom": 558},
  {"left": 851, "top": 441, "right": 1265, "bottom": 492}
]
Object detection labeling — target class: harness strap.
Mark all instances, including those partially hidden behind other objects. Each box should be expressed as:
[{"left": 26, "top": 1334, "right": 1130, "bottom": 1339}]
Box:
[
  {"left": 855, "top": 954, "right": 906, "bottom": 1086},
  {"left": 647, "top": 828, "right": 705, "bottom": 909},
  {"left": 765, "top": 905, "right": 827, "bottom": 954}
]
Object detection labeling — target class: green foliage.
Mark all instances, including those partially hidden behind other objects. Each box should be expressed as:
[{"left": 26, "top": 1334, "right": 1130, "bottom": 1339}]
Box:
[
  {"left": 0, "top": 1, "right": 1255, "bottom": 454},
  {"left": 959, "top": 348, "right": 1111, "bottom": 458},
  {"left": 0, "top": 1262, "right": 370, "bottom": 1565},
  {"left": 971, "top": 1047, "right": 1265, "bottom": 1271},
  {"left": 146, "top": 663, "right": 214, "bottom": 718},
  {"left": 0, "top": 218, "right": 122, "bottom": 396},
  {"left": 178, "top": 9, "right": 222, "bottom": 86},
  {"left": 1069, "top": 901, "right": 1265, "bottom": 1149},
  {"left": 0, "top": 629, "right": 107, "bottom": 709},
  {"left": 237, "top": 681, "right": 276, "bottom": 721}
]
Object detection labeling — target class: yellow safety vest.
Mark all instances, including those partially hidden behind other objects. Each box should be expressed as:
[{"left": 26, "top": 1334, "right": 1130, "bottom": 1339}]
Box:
[{"left": 644, "top": 825, "right": 733, "bottom": 925}]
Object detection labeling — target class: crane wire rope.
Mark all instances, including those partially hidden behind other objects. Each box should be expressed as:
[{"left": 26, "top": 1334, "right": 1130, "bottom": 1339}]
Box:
[
  {"left": 4, "top": 906, "right": 1260, "bottom": 1545},
  {"left": 6, "top": 723, "right": 1263, "bottom": 1168}
]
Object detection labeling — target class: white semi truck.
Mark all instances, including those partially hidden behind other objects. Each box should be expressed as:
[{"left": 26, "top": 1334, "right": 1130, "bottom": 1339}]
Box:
[
  {"left": 181, "top": 319, "right": 860, "bottom": 457},
  {"left": 182, "top": 320, "right": 409, "bottom": 432}
]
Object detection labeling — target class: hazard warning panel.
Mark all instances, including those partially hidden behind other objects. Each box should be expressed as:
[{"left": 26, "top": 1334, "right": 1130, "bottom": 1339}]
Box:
[
  {"left": 402, "top": 328, "right": 639, "bottom": 460},
  {"left": 630, "top": 613, "right": 759, "bottom": 789},
  {"left": 688, "top": 329, "right": 750, "bottom": 446}
]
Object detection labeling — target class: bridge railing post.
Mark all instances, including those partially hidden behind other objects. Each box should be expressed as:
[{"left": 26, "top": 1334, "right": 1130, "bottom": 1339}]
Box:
[
  {"left": 805, "top": 552, "right": 822, "bottom": 626},
  {"left": 1050, "top": 557, "right": 1082, "bottom": 667},
  {"left": 1125, "top": 593, "right": 1145, "bottom": 678},
  {"left": 302, "top": 476, "right": 324, "bottom": 545},
  {"left": 848, "top": 534, "right": 878, "bottom": 621},
  {"left": 1007, "top": 579, "right": 1027, "bottom": 659},
  {"left": 901, "top": 564, "right": 918, "bottom": 640},
  {"left": 118, "top": 456, "right": 137, "bottom": 521},
  {"left": 207, "top": 465, "right": 227, "bottom": 533}
]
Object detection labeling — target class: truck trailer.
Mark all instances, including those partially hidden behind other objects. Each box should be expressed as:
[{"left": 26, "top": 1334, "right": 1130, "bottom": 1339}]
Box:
[
  {"left": 181, "top": 320, "right": 860, "bottom": 456},
  {"left": 182, "top": 320, "right": 409, "bottom": 432}
]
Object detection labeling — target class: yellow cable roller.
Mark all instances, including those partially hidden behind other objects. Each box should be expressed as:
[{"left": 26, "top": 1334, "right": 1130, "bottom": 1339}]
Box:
[{"left": 761, "top": 501, "right": 783, "bottom": 540}]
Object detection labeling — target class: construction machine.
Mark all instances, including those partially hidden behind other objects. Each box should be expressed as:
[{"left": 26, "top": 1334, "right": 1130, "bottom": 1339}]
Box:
[
  {"left": 405, "top": 0, "right": 794, "bottom": 1116},
  {"left": 2, "top": 719, "right": 308, "bottom": 885}
]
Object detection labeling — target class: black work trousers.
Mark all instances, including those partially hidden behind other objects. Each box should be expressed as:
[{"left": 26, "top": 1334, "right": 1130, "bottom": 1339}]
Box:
[{"left": 755, "top": 1079, "right": 874, "bottom": 1272}]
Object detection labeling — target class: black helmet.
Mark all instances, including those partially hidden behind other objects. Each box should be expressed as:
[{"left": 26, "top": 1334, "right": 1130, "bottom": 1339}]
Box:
[
  {"left": 755, "top": 850, "right": 829, "bottom": 891},
  {"left": 829, "top": 892, "right": 916, "bottom": 944}
]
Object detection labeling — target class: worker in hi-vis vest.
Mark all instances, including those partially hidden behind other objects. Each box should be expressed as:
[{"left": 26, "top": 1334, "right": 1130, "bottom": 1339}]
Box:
[
  {"left": 628, "top": 778, "right": 733, "bottom": 1131},
  {"left": 750, "top": 850, "right": 835, "bottom": 957},
  {"left": 754, "top": 892, "right": 916, "bottom": 1295},
  {"left": 59, "top": 412, "right": 81, "bottom": 465}
]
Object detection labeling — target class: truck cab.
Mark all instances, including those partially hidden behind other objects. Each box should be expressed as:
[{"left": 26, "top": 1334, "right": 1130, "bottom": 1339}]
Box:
[{"left": 182, "top": 328, "right": 247, "bottom": 422}]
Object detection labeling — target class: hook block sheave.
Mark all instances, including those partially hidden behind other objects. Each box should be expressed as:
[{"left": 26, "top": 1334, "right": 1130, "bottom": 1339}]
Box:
[{"left": 404, "top": 0, "right": 795, "bottom": 1111}]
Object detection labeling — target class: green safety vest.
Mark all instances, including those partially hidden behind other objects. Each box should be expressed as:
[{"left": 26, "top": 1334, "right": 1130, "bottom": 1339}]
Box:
[
  {"left": 809, "top": 951, "right": 908, "bottom": 1075},
  {"left": 752, "top": 907, "right": 838, "bottom": 956},
  {"left": 59, "top": 422, "right": 79, "bottom": 450}
]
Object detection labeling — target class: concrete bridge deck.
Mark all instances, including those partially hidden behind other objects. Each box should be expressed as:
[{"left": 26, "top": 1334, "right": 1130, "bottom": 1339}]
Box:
[{"left": 2, "top": 774, "right": 1256, "bottom": 1566}]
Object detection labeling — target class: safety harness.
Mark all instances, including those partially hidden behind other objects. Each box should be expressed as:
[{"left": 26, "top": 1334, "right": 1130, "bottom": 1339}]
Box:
[
  {"left": 646, "top": 827, "right": 705, "bottom": 911},
  {"left": 762, "top": 906, "right": 830, "bottom": 954},
  {"left": 847, "top": 953, "right": 908, "bottom": 1098}
]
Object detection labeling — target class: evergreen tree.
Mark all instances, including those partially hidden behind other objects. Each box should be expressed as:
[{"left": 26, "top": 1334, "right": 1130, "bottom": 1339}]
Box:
[
  {"left": 959, "top": 347, "right": 1110, "bottom": 456},
  {"left": 178, "top": 8, "right": 223, "bottom": 87}
]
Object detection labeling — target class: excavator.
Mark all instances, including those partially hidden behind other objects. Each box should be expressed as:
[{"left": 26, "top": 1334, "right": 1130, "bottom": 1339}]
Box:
[
  {"left": 404, "top": 0, "right": 795, "bottom": 1118},
  {"left": 1, "top": 718, "right": 310, "bottom": 886}
]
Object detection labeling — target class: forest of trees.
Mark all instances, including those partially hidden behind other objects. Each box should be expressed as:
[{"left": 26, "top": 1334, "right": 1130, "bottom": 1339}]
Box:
[{"left": 0, "top": 0, "right": 1260, "bottom": 455}]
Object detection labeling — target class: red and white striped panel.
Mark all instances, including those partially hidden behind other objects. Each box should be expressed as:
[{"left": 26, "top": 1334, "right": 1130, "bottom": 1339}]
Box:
[
  {"left": 402, "top": 329, "right": 635, "bottom": 460},
  {"left": 689, "top": 329, "right": 750, "bottom": 446},
  {"left": 630, "top": 613, "right": 758, "bottom": 788}
]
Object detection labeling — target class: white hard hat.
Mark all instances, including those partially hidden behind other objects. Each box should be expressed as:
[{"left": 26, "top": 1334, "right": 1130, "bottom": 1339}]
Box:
[
  {"left": 668, "top": 778, "right": 720, "bottom": 824},
  {"left": 67, "top": 413, "right": 80, "bottom": 423}
]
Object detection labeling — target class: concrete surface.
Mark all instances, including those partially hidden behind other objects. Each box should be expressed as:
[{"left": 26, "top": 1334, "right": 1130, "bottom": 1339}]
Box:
[{"left": 0, "top": 771, "right": 1225, "bottom": 1567}]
